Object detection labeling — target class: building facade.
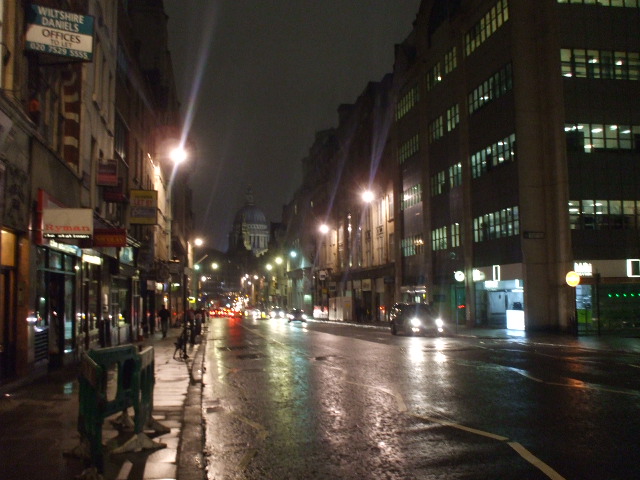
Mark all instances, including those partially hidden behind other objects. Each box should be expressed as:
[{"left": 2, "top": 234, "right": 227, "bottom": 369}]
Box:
[
  {"left": 392, "top": 0, "right": 640, "bottom": 333},
  {"left": 0, "top": 0, "right": 191, "bottom": 386}
]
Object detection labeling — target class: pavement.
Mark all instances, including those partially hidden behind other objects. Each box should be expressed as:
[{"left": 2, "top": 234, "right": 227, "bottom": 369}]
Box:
[
  {"left": 0, "top": 323, "right": 207, "bottom": 480},
  {"left": 1, "top": 318, "right": 639, "bottom": 480}
]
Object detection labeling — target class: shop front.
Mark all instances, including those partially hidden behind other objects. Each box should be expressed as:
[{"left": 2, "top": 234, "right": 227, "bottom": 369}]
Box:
[
  {"left": 571, "top": 260, "right": 640, "bottom": 335},
  {"left": 472, "top": 264, "right": 524, "bottom": 329}
]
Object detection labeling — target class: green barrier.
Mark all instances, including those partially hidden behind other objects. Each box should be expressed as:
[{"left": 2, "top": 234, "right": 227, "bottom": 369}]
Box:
[{"left": 74, "top": 345, "right": 167, "bottom": 474}]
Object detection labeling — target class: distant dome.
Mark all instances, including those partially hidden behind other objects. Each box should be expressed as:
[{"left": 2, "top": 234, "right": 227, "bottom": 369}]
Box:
[
  {"left": 234, "top": 204, "right": 267, "bottom": 226},
  {"left": 230, "top": 187, "right": 269, "bottom": 256}
]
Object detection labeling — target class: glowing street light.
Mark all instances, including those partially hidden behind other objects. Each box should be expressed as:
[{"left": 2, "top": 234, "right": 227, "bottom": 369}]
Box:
[
  {"left": 362, "top": 190, "right": 374, "bottom": 203},
  {"left": 275, "top": 257, "right": 283, "bottom": 265},
  {"left": 170, "top": 146, "right": 188, "bottom": 164},
  {"left": 194, "top": 238, "right": 204, "bottom": 247},
  {"left": 319, "top": 223, "right": 329, "bottom": 234},
  {"left": 211, "top": 262, "right": 219, "bottom": 270}
]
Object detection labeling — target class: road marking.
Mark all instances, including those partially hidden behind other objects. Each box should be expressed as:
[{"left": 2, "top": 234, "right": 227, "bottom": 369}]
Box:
[
  {"left": 228, "top": 411, "right": 269, "bottom": 441},
  {"left": 237, "top": 448, "right": 258, "bottom": 471},
  {"left": 411, "top": 413, "right": 508, "bottom": 441},
  {"left": 116, "top": 460, "right": 133, "bottom": 479},
  {"left": 508, "top": 442, "right": 567, "bottom": 480},
  {"left": 411, "top": 414, "right": 566, "bottom": 479}
]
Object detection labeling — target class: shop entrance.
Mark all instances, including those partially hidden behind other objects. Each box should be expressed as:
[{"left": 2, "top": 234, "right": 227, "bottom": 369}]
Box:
[{"left": 45, "top": 272, "right": 75, "bottom": 367}]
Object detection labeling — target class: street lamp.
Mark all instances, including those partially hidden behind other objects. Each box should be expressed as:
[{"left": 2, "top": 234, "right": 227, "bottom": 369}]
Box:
[
  {"left": 170, "top": 146, "right": 188, "bottom": 165},
  {"left": 362, "top": 189, "right": 374, "bottom": 203}
]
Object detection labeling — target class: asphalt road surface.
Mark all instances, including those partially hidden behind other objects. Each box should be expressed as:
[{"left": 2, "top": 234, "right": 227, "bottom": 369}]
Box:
[{"left": 202, "top": 316, "right": 640, "bottom": 480}]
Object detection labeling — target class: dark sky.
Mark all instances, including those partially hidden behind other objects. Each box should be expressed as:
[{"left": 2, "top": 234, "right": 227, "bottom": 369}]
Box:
[{"left": 164, "top": 1, "right": 422, "bottom": 251}]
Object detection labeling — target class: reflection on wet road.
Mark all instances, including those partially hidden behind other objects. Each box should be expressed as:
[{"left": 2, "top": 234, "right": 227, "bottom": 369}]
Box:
[{"left": 202, "top": 317, "right": 640, "bottom": 479}]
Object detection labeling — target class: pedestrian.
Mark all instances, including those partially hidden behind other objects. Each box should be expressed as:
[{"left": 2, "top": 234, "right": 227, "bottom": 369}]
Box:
[
  {"left": 186, "top": 308, "right": 197, "bottom": 344},
  {"left": 158, "top": 304, "right": 171, "bottom": 338},
  {"left": 194, "top": 307, "right": 203, "bottom": 342}
]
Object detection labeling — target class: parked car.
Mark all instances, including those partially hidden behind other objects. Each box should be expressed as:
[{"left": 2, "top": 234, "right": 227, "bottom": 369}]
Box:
[
  {"left": 287, "top": 308, "right": 307, "bottom": 323},
  {"left": 389, "top": 303, "right": 448, "bottom": 336}
]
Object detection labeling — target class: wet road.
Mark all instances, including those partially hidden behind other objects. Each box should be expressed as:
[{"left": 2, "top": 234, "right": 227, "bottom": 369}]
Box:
[{"left": 202, "top": 316, "right": 640, "bottom": 479}]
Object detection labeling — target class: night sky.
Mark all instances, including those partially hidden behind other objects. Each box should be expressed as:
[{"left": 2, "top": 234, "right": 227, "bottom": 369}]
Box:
[{"left": 165, "top": 1, "right": 422, "bottom": 251}]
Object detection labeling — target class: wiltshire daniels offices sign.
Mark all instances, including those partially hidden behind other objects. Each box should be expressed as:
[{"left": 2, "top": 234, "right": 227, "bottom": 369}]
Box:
[{"left": 25, "top": 5, "right": 94, "bottom": 61}]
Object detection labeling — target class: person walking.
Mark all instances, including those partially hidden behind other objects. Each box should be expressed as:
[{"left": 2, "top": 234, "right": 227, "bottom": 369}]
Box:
[{"left": 158, "top": 304, "right": 171, "bottom": 338}]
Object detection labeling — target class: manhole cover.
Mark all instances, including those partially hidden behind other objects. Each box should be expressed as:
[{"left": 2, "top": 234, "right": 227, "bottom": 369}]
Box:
[
  {"left": 218, "top": 345, "right": 249, "bottom": 351},
  {"left": 236, "top": 353, "right": 263, "bottom": 360}
]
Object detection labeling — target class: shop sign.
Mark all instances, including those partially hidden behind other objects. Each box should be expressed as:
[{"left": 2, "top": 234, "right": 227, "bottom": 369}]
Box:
[
  {"left": 130, "top": 190, "right": 158, "bottom": 224},
  {"left": 103, "top": 179, "right": 127, "bottom": 203},
  {"left": 25, "top": 5, "right": 94, "bottom": 61},
  {"left": 574, "top": 262, "right": 593, "bottom": 276},
  {"left": 93, "top": 228, "right": 127, "bottom": 247},
  {"left": 362, "top": 279, "right": 372, "bottom": 291},
  {"left": 43, "top": 208, "right": 92, "bottom": 239},
  {"left": 97, "top": 159, "right": 118, "bottom": 186}
]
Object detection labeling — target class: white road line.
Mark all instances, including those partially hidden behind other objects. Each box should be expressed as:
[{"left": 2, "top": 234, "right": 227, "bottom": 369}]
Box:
[
  {"left": 116, "top": 460, "right": 133, "bottom": 480},
  {"left": 508, "top": 442, "right": 567, "bottom": 480},
  {"left": 411, "top": 413, "right": 508, "bottom": 441}
]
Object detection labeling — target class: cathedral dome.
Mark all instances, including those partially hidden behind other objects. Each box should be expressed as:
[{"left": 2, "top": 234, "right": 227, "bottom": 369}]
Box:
[
  {"left": 229, "top": 187, "right": 269, "bottom": 256},
  {"left": 234, "top": 204, "right": 267, "bottom": 227}
]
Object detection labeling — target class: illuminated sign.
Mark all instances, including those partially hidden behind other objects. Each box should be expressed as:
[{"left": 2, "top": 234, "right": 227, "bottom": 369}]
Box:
[
  {"left": 130, "top": 190, "right": 158, "bottom": 224},
  {"left": 43, "top": 208, "right": 93, "bottom": 239},
  {"left": 574, "top": 262, "right": 593, "bottom": 276}
]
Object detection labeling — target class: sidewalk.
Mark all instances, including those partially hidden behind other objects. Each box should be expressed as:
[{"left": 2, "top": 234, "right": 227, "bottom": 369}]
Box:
[{"left": 0, "top": 324, "right": 207, "bottom": 480}]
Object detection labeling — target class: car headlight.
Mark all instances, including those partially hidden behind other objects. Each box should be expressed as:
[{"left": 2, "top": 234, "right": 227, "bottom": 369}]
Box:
[
  {"left": 410, "top": 317, "right": 421, "bottom": 327},
  {"left": 435, "top": 318, "right": 444, "bottom": 328}
]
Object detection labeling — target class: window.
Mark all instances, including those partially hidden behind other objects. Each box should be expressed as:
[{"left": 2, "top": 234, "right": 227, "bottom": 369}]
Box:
[
  {"left": 398, "top": 134, "right": 420, "bottom": 164},
  {"left": 569, "top": 199, "right": 640, "bottom": 229},
  {"left": 464, "top": 0, "right": 510, "bottom": 56},
  {"left": 446, "top": 104, "right": 460, "bottom": 132},
  {"left": 396, "top": 85, "right": 419, "bottom": 121},
  {"left": 451, "top": 223, "right": 461, "bottom": 248},
  {"left": 444, "top": 47, "right": 458, "bottom": 74},
  {"left": 426, "top": 63, "right": 442, "bottom": 91},
  {"left": 561, "top": 48, "right": 640, "bottom": 80},
  {"left": 432, "top": 226, "right": 448, "bottom": 251},
  {"left": 473, "top": 206, "right": 519, "bottom": 242},
  {"left": 470, "top": 133, "right": 516, "bottom": 178},
  {"left": 557, "top": 0, "right": 640, "bottom": 6},
  {"left": 449, "top": 162, "right": 462, "bottom": 188},
  {"left": 564, "top": 123, "right": 640, "bottom": 152},
  {"left": 401, "top": 234, "right": 424, "bottom": 257},
  {"left": 468, "top": 63, "right": 513, "bottom": 114},
  {"left": 431, "top": 171, "right": 446, "bottom": 196},
  {"left": 401, "top": 184, "right": 422, "bottom": 210},
  {"left": 428, "top": 116, "right": 444, "bottom": 143}
]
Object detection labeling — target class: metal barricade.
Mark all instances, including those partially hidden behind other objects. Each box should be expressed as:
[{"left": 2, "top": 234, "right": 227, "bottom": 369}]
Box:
[{"left": 73, "top": 345, "right": 167, "bottom": 474}]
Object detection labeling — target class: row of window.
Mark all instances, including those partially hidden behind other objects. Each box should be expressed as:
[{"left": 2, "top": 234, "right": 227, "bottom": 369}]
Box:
[
  {"left": 565, "top": 124, "right": 640, "bottom": 152},
  {"left": 464, "top": 0, "right": 509, "bottom": 57},
  {"left": 431, "top": 162, "right": 463, "bottom": 198},
  {"left": 426, "top": 46, "right": 458, "bottom": 92},
  {"left": 399, "top": 134, "right": 420, "bottom": 164},
  {"left": 569, "top": 199, "right": 640, "bottom": 229},
  {"left": 401, "top": 234, "right": 424, "bottom": 257},
  {"left": 396, "top": 85, "right": 419, "bottom": 121},
  {"left": 468, "top": 63, "right": 513, "bottom": 114},
  {"left": 561, "top": 48, "right": 640, "bottom": 80},
  {"left": 557, "top": 0, "right": 640, "bottom": 6},
  {"left": 432, "top": 223, "right": 461, "bottom": 251},
  {"left": 471, "top": 133, "right": 516, "bottom": 178},
  {"left": 401, "top": 184, "right": 422, "bottom": 210},
  {"left": 473, "top": 206, "right": 520, "bottom": 242},
  {"left": 429, "top": 104, "right": 461, "bottom": 145}
]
